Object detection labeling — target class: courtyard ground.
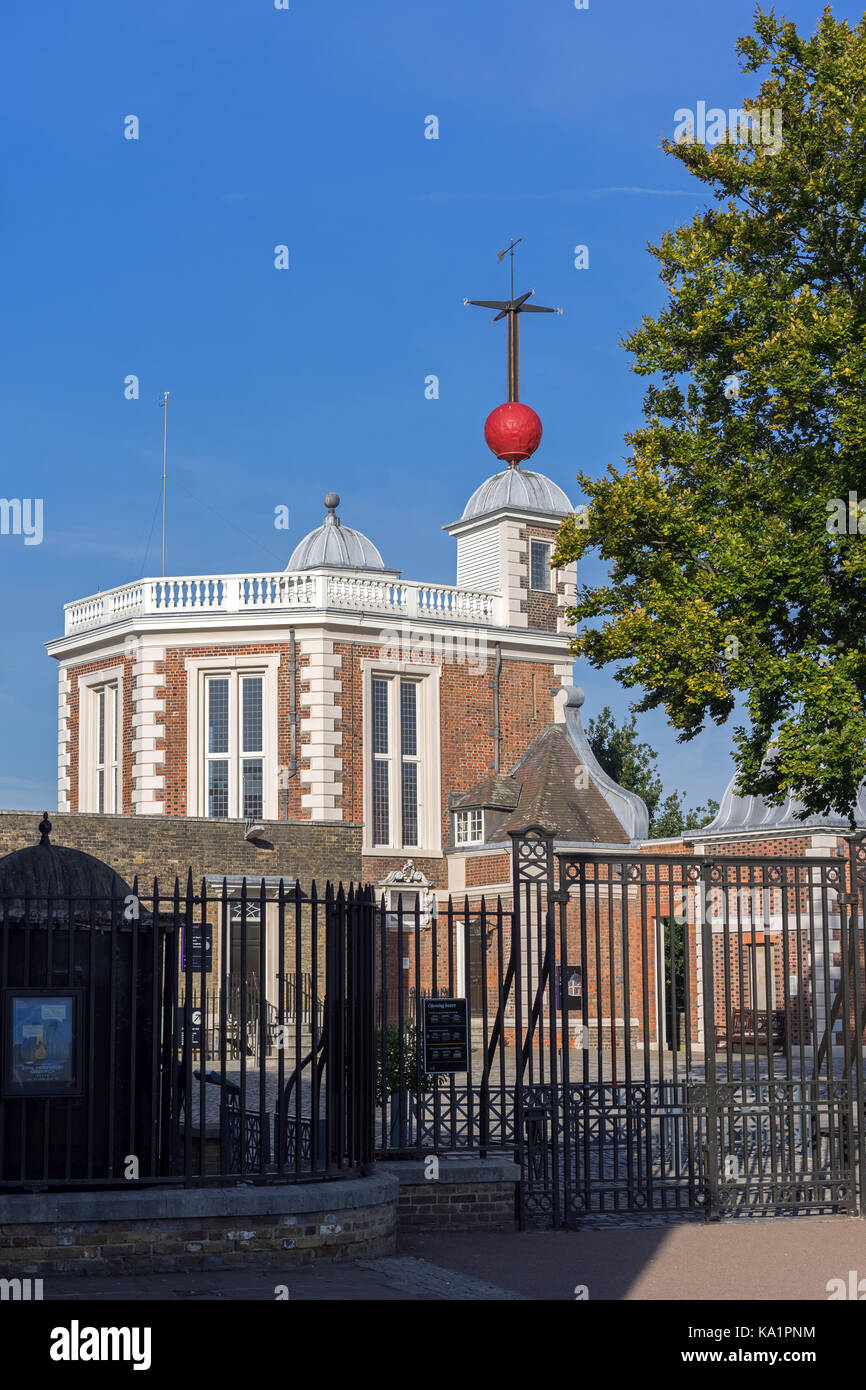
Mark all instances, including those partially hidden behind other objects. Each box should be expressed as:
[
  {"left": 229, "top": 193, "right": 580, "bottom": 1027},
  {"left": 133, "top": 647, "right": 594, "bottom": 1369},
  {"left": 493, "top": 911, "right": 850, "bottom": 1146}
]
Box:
[{"left": 41, "top": 1215, "right": 865, "bottom": 1301}]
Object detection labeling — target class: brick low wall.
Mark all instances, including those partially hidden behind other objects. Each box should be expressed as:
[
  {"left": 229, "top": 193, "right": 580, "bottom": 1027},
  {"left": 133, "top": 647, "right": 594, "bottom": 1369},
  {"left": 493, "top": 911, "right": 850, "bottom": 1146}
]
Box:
[
  {"left": 378, "top": 1158, "right": 520, "bottom": 1233},
  {"left": 0, "top": 810, "right": 363, "bottom": 888},
  {"left": 0, "top": 1176, "right": 397, "bottom": 1278},
  {"left": 0, "top": 1163, "right": 522, "bottom": 1277}
]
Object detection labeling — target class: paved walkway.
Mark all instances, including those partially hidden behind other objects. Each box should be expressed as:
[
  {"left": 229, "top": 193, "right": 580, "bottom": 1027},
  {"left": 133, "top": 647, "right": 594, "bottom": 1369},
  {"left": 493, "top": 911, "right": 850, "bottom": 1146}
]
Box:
[{"left": 42, "top": 1216, "right": 865, "bottom": 1301}]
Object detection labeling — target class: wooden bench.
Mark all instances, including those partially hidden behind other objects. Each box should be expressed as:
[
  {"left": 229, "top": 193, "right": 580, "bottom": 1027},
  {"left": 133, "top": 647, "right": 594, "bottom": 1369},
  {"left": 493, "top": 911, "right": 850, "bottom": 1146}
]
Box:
[{"left": 716, "top": 1007, "right": 786, "bottom": 1053}]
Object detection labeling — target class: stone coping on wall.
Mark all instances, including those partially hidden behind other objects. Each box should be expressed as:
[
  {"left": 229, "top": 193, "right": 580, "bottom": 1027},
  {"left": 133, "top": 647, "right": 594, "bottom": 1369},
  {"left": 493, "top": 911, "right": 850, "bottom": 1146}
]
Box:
[
  {"left": 377, "top": 1156, "right": 520, "bottom": 1232},
  {"left": 0, "top": 1172, "right": 397, "bottom": 1226},
  {"left": 377, "top": 1156, "right": 520, "bottom": 1185}
]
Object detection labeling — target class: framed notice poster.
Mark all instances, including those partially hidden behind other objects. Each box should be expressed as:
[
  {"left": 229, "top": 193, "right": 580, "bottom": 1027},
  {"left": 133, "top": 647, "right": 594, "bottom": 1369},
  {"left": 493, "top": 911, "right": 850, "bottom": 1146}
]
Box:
[
  {"left": 181, "top": 923, "right": 213, "bottom": 974},
  {"left": 422, "top": 997, "right": 469, "bottom": 1074},
  {"left": 2, "top": 989, "right": 84, "bottom": 1098}
]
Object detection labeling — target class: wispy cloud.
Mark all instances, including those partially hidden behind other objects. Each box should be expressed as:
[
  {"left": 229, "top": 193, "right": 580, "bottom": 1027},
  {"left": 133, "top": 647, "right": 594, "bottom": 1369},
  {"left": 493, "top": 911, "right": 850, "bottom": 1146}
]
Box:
[
  {"left": 409, "top": 187, "right": 696, "bottom": 203},
  {"left": 588, "top": 186, "right": 697, "bottom": 198}
]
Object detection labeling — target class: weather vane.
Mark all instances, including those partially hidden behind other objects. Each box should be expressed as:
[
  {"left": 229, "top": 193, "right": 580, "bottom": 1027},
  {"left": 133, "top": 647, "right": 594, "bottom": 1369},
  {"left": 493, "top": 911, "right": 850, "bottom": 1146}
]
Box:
[
  {"left": 464, "top": 238, "right": 562, "bottom": 402},
  {"left": 464, "top": 240, "right": 562, "bottom": 466}
]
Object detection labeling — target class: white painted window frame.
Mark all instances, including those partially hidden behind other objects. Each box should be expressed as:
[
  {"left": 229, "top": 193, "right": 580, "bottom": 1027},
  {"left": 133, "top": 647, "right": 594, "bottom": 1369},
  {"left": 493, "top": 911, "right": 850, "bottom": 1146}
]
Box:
[
  {"left": 530, "top": 538, "right": 553, "bottom": 593},
  {"left": 78, "top": 665, "right": 124, "bottom": 813},
  {"left": 185, "top": 655, "right": 280, "bottom": 820},
  {"left": 454, "top": 809, "right": 484, "bottom": 845},
  {"left": 361, "top": 658, "right": 441, "bottom": 857}
]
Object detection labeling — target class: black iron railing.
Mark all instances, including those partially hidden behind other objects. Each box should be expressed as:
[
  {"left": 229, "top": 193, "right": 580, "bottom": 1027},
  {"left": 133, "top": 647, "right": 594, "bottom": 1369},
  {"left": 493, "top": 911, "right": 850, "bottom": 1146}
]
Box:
[{"left": 0, "top": 877, "right": 376, "bottom": 1189}]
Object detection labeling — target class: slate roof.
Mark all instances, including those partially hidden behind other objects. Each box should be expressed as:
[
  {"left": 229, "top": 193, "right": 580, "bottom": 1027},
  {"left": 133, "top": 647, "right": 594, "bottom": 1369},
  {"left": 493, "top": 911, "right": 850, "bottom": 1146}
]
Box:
[
  {"left": 451, "top": 687, "right": 650, "bottom": 845},
  {"left": 452, "top": 773, "right": 520, "bottom": 812}
]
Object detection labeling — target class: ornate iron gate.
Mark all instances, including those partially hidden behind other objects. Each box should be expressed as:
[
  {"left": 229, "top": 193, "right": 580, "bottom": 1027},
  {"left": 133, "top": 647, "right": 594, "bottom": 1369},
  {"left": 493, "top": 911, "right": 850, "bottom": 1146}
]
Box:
[{"left": 512, "top": 828, "right": 866, "bottom": 1225}]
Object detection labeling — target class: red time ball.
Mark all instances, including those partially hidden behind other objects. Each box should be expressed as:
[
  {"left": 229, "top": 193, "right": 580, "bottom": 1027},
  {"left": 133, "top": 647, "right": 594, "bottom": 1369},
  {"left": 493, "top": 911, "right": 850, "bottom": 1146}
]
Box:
[{"left": 484, "top": 401, "right": 543, "bottom": 464}]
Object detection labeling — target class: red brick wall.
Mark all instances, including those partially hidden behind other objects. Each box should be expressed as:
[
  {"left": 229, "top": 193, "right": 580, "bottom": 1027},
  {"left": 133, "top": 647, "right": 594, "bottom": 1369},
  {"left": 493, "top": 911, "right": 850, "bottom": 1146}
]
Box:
[
  {"left": 520, "top": 523, "right": 570, "bottom": 632},
  {"left": 464, "top": 854, "right": 510, "bottom": 887},
  {"left": 363, "top": 854, "right": 445, "bottom": 886},
  {"left": 159, "top": 642, "right": 303, "bottom": 817},
  {"left": 65, "top": 635, "right": 558, "bottom": 841},
  {"left": 697, "top": 835, "right": 814, "bottom": 858},
  {"left": 334, "top": 640, "right": 558, "bottom": 849}
]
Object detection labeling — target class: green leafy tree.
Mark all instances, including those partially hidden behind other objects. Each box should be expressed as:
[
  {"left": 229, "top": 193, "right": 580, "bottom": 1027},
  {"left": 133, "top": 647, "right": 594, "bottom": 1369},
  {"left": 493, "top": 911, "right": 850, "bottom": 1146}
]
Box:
[
  {"left": 586, "top": 706, "right": 719, "bottom": 837},
  {"left": 554, "top": 8, "right": 866, "bottom": 824},
  {"left": 585, "top": 705, "right": 663, "bottom": 823},
  {"left": 651, "top": 790, "right": 720, "bottom": 840},
  {"left": 375, "top": 1023, "right": 431, "bottom": 1102}
]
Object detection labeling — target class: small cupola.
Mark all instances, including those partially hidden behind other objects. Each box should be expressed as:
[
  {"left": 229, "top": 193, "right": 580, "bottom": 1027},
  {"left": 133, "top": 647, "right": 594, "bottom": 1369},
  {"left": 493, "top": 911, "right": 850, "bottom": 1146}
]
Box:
[
  {"left": 287, "top": 493, "right": 390, "bottom": 572},
  {"left": 444, "top": 465, "right": 576, "bottom": 630}
]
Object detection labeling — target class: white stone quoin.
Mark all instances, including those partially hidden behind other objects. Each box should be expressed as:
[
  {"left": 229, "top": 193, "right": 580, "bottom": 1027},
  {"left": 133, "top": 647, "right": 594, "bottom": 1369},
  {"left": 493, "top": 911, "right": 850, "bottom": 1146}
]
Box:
[
  {"left": 299, "top": 631, "right": 343, "bottom": 822},
  {"left": 131, "top": 644, "right": 166, "bottom": 815},
  {"left": 57, "top": 667, "right": 71, "bottom": 811}
]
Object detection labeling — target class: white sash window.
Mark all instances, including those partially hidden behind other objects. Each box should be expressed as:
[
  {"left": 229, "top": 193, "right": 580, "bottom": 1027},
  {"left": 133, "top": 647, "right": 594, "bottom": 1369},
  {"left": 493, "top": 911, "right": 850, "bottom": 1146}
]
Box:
[
  {"left": 78, "top": 667, "right": 123, "bottom": 813},
  {"left": 186, "top": 656, "right": 279, "bottom": 821},
  {"left": 363, "top": 660, "right": 441, "bottom": 856}
]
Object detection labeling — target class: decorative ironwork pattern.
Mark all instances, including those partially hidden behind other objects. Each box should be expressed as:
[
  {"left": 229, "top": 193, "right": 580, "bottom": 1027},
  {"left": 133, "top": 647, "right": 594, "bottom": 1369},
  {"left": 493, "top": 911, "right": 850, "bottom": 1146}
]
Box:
[
  {"left": 513, "top": 826, "right": 554, "bottom": 885},
  {"left": 509, "top": 832, "right": 865, "bottom": 1227}
]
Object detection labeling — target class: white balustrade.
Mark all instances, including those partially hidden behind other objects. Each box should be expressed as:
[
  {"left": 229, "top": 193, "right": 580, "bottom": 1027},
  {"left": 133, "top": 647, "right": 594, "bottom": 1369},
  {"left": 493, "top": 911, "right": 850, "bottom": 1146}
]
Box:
[{"left": 63, "top": 570, "right": 499, "bottom": 634}]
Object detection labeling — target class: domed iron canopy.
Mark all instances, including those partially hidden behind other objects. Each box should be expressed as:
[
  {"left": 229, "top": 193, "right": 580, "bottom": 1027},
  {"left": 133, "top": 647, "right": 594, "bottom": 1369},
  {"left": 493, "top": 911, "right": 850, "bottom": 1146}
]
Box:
[
  {"left": 286, "top": 493, "right": 390, "bottom": 573},
  {"left": 0, "top": 814, "right": 142, "bottom": 924},
  {"left": 700, "top": 769, "right": 866, "bottom": 836}
]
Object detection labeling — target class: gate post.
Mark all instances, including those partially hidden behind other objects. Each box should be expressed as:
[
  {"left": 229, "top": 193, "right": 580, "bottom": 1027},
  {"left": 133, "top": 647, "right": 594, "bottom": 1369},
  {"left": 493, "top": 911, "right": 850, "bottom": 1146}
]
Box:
[
  {"left": 845, "top": 834, "right": 866, "bottom": 1216},
  {"left": 510, "top": 826, "right": 556, "bottom": 1228},
  {"left": 699, "top": 859, "right": 721, "bottom": 1219},
  {"left": 357, "top": 885, "right": 377, "bottom": 1175}
]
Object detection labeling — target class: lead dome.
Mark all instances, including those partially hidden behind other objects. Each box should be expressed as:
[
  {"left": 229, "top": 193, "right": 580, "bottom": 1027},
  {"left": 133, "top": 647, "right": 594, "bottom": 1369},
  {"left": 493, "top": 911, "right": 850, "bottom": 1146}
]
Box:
[
  {"left": 286, "top": 493, "right": 386, "bottom": 572},
  {"left": 461, "top": 464, "right": 572, "bottom": 522}
]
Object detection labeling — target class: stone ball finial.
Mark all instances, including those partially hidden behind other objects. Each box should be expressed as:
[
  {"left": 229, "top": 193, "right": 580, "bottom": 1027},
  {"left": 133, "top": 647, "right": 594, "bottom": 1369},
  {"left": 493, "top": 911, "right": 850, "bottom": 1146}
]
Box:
[
  {"left": 38, "top": 812, "right": 52, "bottom": 846},
  {"left": 323, "top": 492, "right": 340, "bottom": 514}
]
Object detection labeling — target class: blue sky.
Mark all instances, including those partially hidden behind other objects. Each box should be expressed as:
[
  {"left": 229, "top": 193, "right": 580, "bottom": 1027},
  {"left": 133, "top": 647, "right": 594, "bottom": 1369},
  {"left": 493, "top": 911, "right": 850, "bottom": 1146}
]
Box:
[{"left": 0, "top": 0, "right": 853, "bottom": 814}]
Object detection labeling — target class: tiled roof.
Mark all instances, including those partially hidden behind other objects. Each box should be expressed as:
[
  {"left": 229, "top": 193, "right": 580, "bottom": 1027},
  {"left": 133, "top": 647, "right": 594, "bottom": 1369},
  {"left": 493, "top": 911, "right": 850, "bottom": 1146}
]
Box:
[
  {"left": 449, "top": 687, "right": 650, "bottom": 846},
  {"left": 455, "top": 724, "right": 631, "bottom": 844},
  {"left": 490, "top": 725, "right": 630, "bottom": 843},
  {"left": 452, "top": 773, "right": 520, "bottom": 811}
]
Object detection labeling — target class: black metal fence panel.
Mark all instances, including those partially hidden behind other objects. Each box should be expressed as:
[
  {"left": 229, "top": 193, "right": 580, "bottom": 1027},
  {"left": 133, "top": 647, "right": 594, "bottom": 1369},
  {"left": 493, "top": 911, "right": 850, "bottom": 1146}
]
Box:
[
  {"left": 0, "top": 877, "right": 375, "bottom": 1190},
  {"left": 5, "top": 834, "right": 863, "bottom": 1221},
  {"left": 374, "top": 891, "right": 519, "bottom": 1156},
  {"left": 510, "top": 828, "right": 866, "bottom": 1227}
]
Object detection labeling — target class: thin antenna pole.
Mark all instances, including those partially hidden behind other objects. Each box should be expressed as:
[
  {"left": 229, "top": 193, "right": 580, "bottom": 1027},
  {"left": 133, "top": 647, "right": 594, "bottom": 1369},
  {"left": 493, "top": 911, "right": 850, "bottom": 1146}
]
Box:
[{"left": 158, "top": 392, "right": 170, "bottom": 577}]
